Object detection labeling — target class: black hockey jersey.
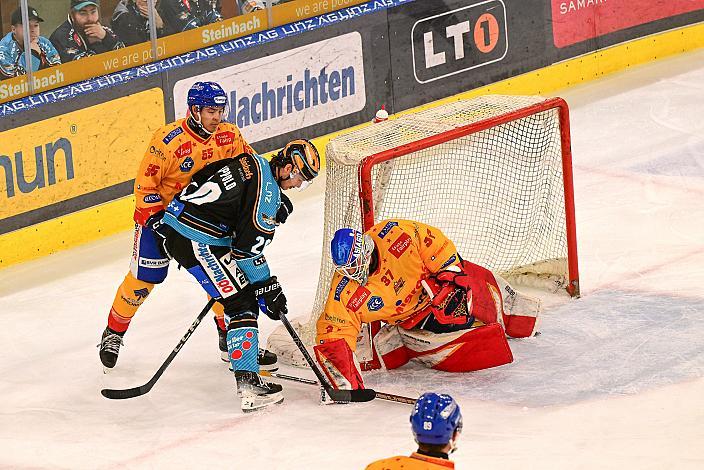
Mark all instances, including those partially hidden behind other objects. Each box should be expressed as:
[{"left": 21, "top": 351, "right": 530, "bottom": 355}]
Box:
[{"left": 163, "top": 153, "right": 280, "bottom": 283}]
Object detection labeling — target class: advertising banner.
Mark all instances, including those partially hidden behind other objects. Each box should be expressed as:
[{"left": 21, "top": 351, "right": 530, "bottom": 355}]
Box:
[
  {"left": 388, "top": 0, "right": 548, "bottom": 112},
  {"left": 551, "top": 0, "right": 704, "bottom": 48},
  {"left": 0, "top": 88, "right": 164, "bottom": 234},
  {"left": 173, "top": 31, "right": 368, "bottom": 144}
]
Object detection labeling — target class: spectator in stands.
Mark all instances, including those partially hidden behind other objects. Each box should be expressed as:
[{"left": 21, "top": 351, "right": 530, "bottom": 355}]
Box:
[
  {"left": 366, "top": 392, "right": 464, "bottom": 470},
  {"left": 158, "top": 0, "right": 221, "bottom": 33},
  {"left": 0, "top": 6, "right": 61, "bottom": 79},
  {"left": 237, "top": 1, "right": 289, "bottom": 13},
  {"left": 50, "top": 0, "right": 125, "bottom": 62},
  {"left": 111, "top": 0, "right": 166, "bottom": 46}
]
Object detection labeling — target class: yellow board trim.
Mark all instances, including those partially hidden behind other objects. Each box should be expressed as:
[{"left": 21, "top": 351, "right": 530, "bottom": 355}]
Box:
[{"left": 2, "top": 23, "right": 703, "bottom": 268}]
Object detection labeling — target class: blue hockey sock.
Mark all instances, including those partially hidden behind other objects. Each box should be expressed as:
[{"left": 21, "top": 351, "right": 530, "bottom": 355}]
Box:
[{"left": 227, "top": 326, "right": 259, "bottom": 373}]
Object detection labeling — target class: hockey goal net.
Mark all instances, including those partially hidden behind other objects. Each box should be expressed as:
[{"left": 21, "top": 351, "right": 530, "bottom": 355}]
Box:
[{"left": 267, "top": 95, "right": 579, "bottom": 368}]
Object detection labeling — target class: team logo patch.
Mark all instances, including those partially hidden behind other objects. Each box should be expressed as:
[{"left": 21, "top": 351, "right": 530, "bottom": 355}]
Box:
[
  {"left": 215, "top": 131, "right": 235, "bottom": 146},
  {"left": 180, "top": 156, "right": 194, "bottom": 172},
  {"left": 334, "top": 277, "right": 350, "bottom": 301},
  {"left": 163, "top": 127, "right": 183, "bottom": 144},
  {"left": 143, "top": 194, "right": 162, "bottom": 204},
  {"left": 377, "top": 221, "right": 398, "bottom": 239},
  {"left": 389, "top": 233, "right": 412, "bottom": 258},
  {"left": 346, "top": 286, "right": 371, "bottom": 312},
  {"left": 367, "top": 296, "right": 384, "bottom": 312}
]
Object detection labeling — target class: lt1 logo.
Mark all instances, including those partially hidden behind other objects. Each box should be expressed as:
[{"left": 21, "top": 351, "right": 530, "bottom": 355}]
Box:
[{"left": 411, "top": 0, "right": 508, "bottom": 84}]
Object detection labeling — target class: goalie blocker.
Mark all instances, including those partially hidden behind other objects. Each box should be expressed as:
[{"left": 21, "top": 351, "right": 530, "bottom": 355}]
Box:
[{"left": 314, "top": 220, "right": 541, "bottom": 390}]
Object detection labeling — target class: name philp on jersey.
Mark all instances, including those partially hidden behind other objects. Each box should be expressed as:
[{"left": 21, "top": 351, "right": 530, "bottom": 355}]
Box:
[
  {"left": 180, "top": 156, "right": 194, "bottom": 172},
  {"left": 346, "top": 286, "right": 370, "bottom": 312},
  {"left": 389, "top": 233, "right": 412, "bottom": 258},
  {"left": 367, "top": 295, "right": 384, "bottom": 312},
  {"left": 377, "top": 220, "right": 398, "bottom": 239},
  {"left": 163, "top": 127, "right": 183, "bottom": 144},
  {"left": 334, "top": 276, "right": 350, "bottom": 301}
]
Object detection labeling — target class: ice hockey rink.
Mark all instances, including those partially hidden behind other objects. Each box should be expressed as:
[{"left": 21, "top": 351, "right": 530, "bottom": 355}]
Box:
[{"left": 1, "top": 48, "right": 704, "bottom": 469}]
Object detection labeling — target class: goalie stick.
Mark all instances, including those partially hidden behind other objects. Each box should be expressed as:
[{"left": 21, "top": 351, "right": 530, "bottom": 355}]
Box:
[
  {"left": 260, "top": 370, "right": 416, "bottom": 405},
  {"left": 101, "top": 298, "right": 217, "bottom": 400},
  {"left": 279, "top": 311, "right": 376, "bottom": 403}
]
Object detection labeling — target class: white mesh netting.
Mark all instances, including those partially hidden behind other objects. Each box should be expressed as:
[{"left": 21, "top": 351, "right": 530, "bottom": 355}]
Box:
[{"left": 268, "top": 95, "right": 573, "bottom": 367}]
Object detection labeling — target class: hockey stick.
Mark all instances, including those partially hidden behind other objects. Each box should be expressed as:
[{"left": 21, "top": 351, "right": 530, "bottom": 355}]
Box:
[
  {"left": 101, "top": 298, "right": 217, "bottom": 400},
  {"left": 260, "top": 370, "right": 416, "bottom": 405},
  {"left": 279, "top": 312, "right": 376, "bottom": 403}
]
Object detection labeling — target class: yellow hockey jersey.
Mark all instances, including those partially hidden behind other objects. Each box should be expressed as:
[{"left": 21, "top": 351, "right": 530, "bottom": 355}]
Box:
[
  {"left": 366, "top": 453, "right": 455, "bottom": 469},
  {"left": 317, "top": 220, "right": 460, "bottom": 348},
  {"left": 133, "top": 119, "right": 254, "bottom": 225}
]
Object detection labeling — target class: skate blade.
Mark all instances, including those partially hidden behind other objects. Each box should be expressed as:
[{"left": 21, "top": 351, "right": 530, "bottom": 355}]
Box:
[{"left": 240, "top": 391, "right": 284, "bottom": 412}]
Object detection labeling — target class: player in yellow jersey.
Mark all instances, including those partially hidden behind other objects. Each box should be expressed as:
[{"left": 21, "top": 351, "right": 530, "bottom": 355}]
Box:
[
  {"left": 315, "top": 219, "right": 541, "bottom": 390},
  {"left": 98, "top": 82, "right": 275, "bottom": 370},
  {"left": 366, "top": 392, "right": 463, "bottom": 470}
]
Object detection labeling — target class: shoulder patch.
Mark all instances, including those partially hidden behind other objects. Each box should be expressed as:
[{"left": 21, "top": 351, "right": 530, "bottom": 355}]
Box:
[
  {"left": 163, "top": 126, "right": 183, "bottom": 144},
  {"left": 215, "top": 131, "right": 236, "bottom": 147},
  {"left": 377, "top": 221, "right": 398, "bottom": 239},
  {"left": 334, "top": 277, "right": 350, "bottom": 301},
  {"left": 180, "top": 156, "right": 194, "bottom": 173},
  {"left": 388, "top": 233, "right": 412, "bottom": 258},
  {"left": 346, "top": 286, "right": 371, "bottom": 312},
  {"left": 367, "top": 296, "right": 384, "bottom": 312}
]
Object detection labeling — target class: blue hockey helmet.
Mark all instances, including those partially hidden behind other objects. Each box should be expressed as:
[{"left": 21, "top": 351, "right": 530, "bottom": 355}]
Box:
[
  {"left": 331, "top": 228, "right": 374, "bottom": 285},
  {"left": 410, "top": 393, "right": 463, "bottom": 446},
  {"left": 187, "top": 81, "right": 228, "bottom": 109}
]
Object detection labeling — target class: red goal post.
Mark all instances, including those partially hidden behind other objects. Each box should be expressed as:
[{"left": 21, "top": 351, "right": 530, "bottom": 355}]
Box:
[{"left": 267, "top": 95, "right": 580, "bottom": 369}]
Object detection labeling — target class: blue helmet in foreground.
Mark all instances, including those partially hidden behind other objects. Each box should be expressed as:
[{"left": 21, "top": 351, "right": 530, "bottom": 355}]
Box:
[
  {"left": 187, "top": 81, "right": 228, "bottom": 109},
  {"left": 331, "top": 228, "right": 374, "bottom": 285},
  {"left": 410, "top": 393, "right": 463, "bottom": 446}
]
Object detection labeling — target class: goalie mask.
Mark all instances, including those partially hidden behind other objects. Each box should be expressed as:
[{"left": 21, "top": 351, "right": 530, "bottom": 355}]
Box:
[{"left": 331, "top": 228, "right": 374, "bottom": 285}]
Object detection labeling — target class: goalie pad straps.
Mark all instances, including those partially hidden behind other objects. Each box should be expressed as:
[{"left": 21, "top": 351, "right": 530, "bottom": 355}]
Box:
[
  {"left": 314, "top": 338, "right": 365, "bottom": 390},
  {"left": 403, "top": 323, "right": 513, "bottom": 372}
]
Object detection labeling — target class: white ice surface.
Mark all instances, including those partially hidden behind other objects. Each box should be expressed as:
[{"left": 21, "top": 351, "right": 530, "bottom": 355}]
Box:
[{"left": 2, "top": 49, "right": 704, "bottom": 469}]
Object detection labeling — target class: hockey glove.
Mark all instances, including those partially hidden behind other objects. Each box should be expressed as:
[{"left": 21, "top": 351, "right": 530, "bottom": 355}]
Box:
[
  {"left": 425, "top": 262, "right": 473, "bottom": 325},
  {"left": 253, "top": 276, "right": 288, "bottom": 320},
  {"left": 275, "top": 193, "right": 293, "bottom": 225},
  {"left": 145, "top": 210, "right": 169, "bottom": 240}
]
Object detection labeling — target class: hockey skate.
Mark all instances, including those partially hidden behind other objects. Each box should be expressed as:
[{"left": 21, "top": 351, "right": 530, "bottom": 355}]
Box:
[
  {"left": 218, "top": 320, "right": 279, "bottom": 371},
  {"left": 235, "top": 370, "right": 284, "bottom": 412},
  {"left": 98, "top": 327, "right": 125, "bottom": 371}
]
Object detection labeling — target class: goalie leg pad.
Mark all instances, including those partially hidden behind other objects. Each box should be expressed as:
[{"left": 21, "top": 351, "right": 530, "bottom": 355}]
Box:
[
  {"left": 494, "top": 274, "right": 542, "bottom": 338},
  {"left": 374, "top": 324, "right": 411, "bottom": 370},
  {"left": 314, "top": 338, "right": 365, "bottom": 390},
  {"left": 399, "top": 323, "right": 513, "bottom": 372}
]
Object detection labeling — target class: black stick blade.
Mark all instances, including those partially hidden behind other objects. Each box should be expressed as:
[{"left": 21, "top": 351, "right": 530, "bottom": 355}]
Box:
[
  {"left": 101, "top": 385, "right": 150, "bottom": 400},
  {"left": 327, "top": 388, "right": 376, "bottom": 403}
]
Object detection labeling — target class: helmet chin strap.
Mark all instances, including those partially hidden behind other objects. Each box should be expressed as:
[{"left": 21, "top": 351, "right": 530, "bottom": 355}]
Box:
[{"left": 190, "top": 106, "right": 214, "bottom": 136}]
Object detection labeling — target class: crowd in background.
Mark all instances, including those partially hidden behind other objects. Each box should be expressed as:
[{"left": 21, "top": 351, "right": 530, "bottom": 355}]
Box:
[{"left": 0, "top": 0, "right": 289, "bottom": 80}]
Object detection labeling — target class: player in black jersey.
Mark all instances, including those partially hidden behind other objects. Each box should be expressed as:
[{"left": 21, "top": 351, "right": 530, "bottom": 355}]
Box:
[{"left": 158, "top": 139, "right": 320, "bottom": 412}]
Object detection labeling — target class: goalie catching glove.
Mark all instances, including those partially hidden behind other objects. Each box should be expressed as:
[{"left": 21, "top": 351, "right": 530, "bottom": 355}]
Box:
[
  {"left": 422, "top": 261, "right": 474, "bottom": 325},
  {"left": 253, "top": 276, "right": 287, "bottom": 320}
]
